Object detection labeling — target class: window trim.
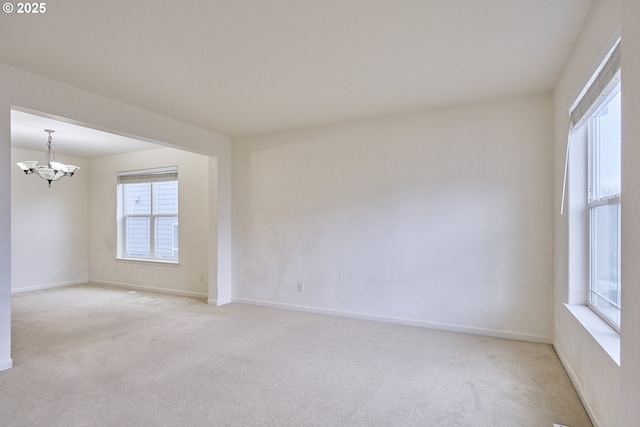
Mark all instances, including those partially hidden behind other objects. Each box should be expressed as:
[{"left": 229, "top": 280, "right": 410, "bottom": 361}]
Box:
[
  {"left": 116, "top": 166, "right": 179, "bottom": 264},
  {"left": 566, "top": 36, "right": 621, "bottom": 333},
  {"left": 585, "top": 82, "right": 621, "bottom": 332}
]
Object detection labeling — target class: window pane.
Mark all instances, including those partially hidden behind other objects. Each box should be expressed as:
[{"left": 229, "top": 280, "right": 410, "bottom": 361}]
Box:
[
  {"left": 124, "top": 183, "right": 151, "bottom": 215},
  {"left": 590, "top": 203, "right": 621, "bottom": 326},
  {"left": 155, "top": 217, "right": 178, "bottom": 260},
  {"left": 153, "top": 181, "right": 178, "bottom": 215},
  {"left": 125, "top": 217, "right": 150, "bottom": 258},
  {"left": 118, "top": 171, "right": 179, "bottom": 262},
  {"left": 592, "top": 87, "right": 621, "bottom": 199}
]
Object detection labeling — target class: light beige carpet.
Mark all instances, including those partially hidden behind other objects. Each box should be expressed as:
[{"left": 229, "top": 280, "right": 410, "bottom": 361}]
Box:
[{"left": 1, "top": 284, "right": 592, "bottom": 426}]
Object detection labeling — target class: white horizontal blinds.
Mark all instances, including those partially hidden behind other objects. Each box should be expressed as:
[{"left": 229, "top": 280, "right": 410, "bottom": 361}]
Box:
[
  {"left": 570, "top": 41, "right": 621, "bottom": 131},
  {"left": 562, "top": 39, "right": 621, "bottom": 214},
  {"left": 117, "top": 166, "right": 178, "bottom": 184}
]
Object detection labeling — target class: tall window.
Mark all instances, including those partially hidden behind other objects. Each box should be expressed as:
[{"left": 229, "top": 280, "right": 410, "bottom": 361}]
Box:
[
  {"left": 588, "top": 85, "right": 621, "bottom": 329},
  {"left": 117, "top": 167, "right": 179, "bottom": 262},
  {"left": 568, "top": 40, "right": 621, "bottom": 330}
]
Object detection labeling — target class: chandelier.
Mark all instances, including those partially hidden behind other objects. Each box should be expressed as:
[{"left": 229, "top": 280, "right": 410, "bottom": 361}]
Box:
[{"left": 16, "top": 129, "right": 80, "bottom": 187}]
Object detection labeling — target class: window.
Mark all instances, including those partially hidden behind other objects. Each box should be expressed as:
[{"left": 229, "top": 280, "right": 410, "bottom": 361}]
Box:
[
  {"left": 588, "top": 85, "right": 621, "bottom": 329},
  {"left": 567, "top": 40, "right": 621, "bottom": 330},
  {"left": 117, "top": 167, "right": 179, "bottom": 262}
]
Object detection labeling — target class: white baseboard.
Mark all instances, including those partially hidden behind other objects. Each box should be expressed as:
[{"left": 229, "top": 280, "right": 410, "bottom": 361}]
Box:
[
  {"left": 11, "top": 279, "right": 87, "bottom": 294},
  {"left": 90, "top": 280, "right": 208, "bottom": 300},
  {"left": 231, "top": 297, "right": 552, "bottom": 344},
  {"left": 554, "top": 344, "right": 602, "bottom": 427},
  {"left": 0, "top": 358, "right": 13, "bottom": 371}
]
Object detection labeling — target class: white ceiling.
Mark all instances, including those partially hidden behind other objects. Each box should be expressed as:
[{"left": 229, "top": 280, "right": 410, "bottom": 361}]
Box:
[
  {"left": 11, "top": 109, "right": 161, "bottom": 158},
  {"left": 2, "top": 0, "right": 594, "bottom": 145}
]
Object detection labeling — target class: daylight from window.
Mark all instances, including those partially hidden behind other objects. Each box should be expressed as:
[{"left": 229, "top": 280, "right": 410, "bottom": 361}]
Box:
[
  {"left": 589, "top": 84, "right": 621, "bottom": 329},
  {"left": 119, "top": 170, "right": 179, "bottom": 262}
]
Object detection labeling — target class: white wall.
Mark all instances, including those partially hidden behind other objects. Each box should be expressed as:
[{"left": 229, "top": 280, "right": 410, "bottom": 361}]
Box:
[
  {"left": 0, "top": 92, "right": 10, "bottom": 370},
  {"left": 621, "top": 0, "right": 640, "bottom": 425},
  {"left": 0, "top": 62, "right": 232, "bottom": 371},
  {"left": 233, "top": 93, "right": 554, "bottom": 342},
  {"left": 11, "top": 147, "right": 88, "bottom": 292},
  {"left": 552, "top": 1, "right": 622, "bottom": 426},
  {"left": 88, "top": 147, "right": 210, "bottom": 297}
]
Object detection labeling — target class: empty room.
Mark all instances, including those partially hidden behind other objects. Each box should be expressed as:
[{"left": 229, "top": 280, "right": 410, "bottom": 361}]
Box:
[{"left": 1, "top": 1, "right": 639, "bottom": 426}]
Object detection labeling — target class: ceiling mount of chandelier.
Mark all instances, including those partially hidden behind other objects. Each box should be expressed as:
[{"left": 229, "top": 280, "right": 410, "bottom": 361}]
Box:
[{"left": 16, "top": 129, "right": 80, "bottom": 188}]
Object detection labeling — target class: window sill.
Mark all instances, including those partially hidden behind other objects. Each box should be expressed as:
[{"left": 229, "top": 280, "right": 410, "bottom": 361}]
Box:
[
  {"left": 116, "top": 257, "right": 179, "bottom": 266},
  {"left": 564, "top": 303, "right": 620, "bottom": 365}
]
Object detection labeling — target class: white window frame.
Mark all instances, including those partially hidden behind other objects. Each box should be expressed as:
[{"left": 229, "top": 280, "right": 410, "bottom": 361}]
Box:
[
  {"left": 566, "top": 38, "right": 621, "bottom": 332},
  {"left": 587, "top": 85, "right": 621, "bottom": 331},
  {"left": 116, "top": 166, "right": 179, "bottom": 263}
]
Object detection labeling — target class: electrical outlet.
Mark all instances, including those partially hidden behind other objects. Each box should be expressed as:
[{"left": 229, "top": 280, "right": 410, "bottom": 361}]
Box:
[
  {"left": 199, "top": 273, "right": 204, "bottom": 282},
  {"left": 297, "top": 282, "right": 304, "bottom": 292}
]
